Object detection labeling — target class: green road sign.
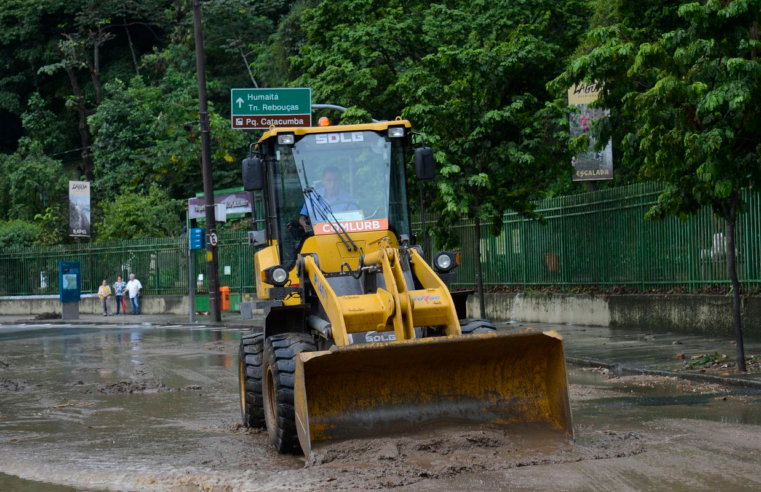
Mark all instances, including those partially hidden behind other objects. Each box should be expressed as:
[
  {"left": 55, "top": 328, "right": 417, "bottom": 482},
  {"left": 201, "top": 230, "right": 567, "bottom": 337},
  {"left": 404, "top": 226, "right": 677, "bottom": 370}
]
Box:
[{"left": 231, "top": 88, "right": 311, "bottom": 129}]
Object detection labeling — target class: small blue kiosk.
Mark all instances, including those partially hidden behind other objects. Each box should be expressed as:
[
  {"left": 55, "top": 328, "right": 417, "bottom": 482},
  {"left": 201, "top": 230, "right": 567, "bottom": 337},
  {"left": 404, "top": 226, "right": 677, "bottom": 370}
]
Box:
[{"left": 59, "top": 261, "right": 81, "bottom": 320}]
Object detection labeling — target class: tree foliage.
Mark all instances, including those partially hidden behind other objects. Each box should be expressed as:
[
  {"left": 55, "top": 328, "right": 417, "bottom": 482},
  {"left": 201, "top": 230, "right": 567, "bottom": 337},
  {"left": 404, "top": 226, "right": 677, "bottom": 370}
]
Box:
[
  {"left": 556, "top": 0, "right": 761, "bottom": 370},
  {"left": 295, "top": 0, "right": 588, "bottom": 244},
  {"left": 97, "top": 183, "right": 184, "bottom": 241},
  {"left": 0, "top": 220, "right": 41, "bottom": 250}
]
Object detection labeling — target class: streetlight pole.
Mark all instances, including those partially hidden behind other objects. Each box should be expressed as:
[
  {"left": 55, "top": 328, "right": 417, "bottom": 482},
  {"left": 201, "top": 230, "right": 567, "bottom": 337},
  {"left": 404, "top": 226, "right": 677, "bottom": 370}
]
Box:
[{"left": 192, "top": 0, "right": 221, "bottom": 322}]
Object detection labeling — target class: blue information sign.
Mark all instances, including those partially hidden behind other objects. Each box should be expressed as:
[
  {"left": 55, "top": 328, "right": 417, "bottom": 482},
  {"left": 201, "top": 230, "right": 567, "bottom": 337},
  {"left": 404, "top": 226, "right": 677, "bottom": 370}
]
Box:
[
  {"left": 190, "top": 228, "right": 206, "bottom": 250},
  {"left": 59, "top": 261, "right": 81, "bottom": 303}
]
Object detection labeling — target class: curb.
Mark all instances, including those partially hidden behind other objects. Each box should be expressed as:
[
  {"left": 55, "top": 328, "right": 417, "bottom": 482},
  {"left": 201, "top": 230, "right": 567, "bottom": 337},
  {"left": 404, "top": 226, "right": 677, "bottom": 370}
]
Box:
[
  {"left": 567, "top": 356, "right": 761, "bottom": 390},
  {"left": 0, "top": 319, "right": 263, "bottom": 331}
]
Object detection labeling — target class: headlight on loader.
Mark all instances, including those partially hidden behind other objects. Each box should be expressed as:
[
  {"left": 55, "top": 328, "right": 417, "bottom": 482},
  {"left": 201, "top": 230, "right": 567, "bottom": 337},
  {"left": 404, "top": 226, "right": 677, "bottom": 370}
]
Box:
[
  {"left": 434, "top": 252, "right": 458, "bottom": 273},
  {"left": 387, "top": 126, "right": 405, "bottom": 138},
  {"left": 263, "top": 265, "right": 289, "bottom": 286}
]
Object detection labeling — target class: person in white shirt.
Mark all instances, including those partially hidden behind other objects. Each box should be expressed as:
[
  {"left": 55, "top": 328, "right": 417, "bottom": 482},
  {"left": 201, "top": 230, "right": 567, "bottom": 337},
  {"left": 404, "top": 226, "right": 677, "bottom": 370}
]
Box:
[{"left": 125, "top": 274, "right": 143, "bottom": 314}]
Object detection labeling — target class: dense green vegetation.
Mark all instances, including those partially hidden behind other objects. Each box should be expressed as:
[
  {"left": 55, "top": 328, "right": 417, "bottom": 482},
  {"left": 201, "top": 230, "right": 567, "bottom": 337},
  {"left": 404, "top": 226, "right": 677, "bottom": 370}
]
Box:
[
  {"left": 0, "top": 0, "right": 758, "bottom": 253},
  {"left": 0, "top": 0, "right": 757, "bottom": 365}
]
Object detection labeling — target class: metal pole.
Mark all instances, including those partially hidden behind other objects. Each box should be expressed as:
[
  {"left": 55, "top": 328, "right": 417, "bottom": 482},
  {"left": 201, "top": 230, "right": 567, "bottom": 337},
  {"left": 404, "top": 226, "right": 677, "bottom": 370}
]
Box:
[
  {"left": 310, "top": 104, "right": 380, "bottom": 123},
  {"left": 419, "top": 183, "right": 427, "bottom": 258},
  {"left": 192, "top": 0, "right": 221, "bottom": 322},
  {"left": 188, "top": 246, "right": 196, "bottom": 323}
]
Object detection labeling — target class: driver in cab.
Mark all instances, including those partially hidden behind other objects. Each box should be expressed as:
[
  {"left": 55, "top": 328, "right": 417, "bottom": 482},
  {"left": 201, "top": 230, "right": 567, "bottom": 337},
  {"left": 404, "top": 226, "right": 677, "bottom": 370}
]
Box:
[{"left": 299, "top": 166, "right": 358, "bottom": 232}]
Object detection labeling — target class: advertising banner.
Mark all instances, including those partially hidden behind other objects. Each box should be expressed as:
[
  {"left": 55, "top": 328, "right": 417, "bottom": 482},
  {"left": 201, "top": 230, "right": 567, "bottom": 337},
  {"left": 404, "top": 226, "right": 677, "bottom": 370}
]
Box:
[
  {"left": 68, "top": 181, "right": 91, "bottom": 237},
  {"left": 568, "top": 83, "right": 613, "bottom": 181},
  {"left": 188, "top": 191, "right": 253, "bottom": 220}
]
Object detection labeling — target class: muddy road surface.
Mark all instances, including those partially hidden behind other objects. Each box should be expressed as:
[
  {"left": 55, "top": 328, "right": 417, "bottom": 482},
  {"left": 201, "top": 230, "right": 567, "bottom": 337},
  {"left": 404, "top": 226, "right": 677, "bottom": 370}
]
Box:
[{"left": 1, "top": 324, "right": 760, "bottom": 491}]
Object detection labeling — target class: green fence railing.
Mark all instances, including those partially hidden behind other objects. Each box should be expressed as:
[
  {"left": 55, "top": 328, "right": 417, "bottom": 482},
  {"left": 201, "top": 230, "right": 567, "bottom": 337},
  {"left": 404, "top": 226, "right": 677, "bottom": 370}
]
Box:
[
  {"left": 411, "top": 182, "right": 761, "bottom": 291},
  {"left": 0, "top": 231, "right": 257, "bottom": 296},
  {"left": 3, "top": 182, "right": 761, "bottom": 297}
]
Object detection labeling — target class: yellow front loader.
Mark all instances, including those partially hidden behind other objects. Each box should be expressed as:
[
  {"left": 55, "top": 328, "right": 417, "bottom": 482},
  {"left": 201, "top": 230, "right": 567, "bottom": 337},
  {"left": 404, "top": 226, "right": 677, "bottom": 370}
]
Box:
[{"left": 237, "top": 118, "right": 572, "bottom": 456}]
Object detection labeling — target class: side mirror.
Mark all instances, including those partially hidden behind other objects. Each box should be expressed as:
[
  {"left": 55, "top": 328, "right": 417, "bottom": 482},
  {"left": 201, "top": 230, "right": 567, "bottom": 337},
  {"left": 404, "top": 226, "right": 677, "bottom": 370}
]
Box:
[
  {"left": 414, "top": 146, "right": 435, "bottom": 181},
  {"left": 242, "top": 157, "right": 265, "bottom": 191}
]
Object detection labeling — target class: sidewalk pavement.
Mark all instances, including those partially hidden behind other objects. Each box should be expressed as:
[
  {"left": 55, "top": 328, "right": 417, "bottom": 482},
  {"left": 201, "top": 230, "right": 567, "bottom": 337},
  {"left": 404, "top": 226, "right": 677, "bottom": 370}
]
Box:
[
  {"left": 500, "top": 320, "right": 761, "bottom": 387},
  {"left": 0, "top": 312, "right": 264, "bottom": 330}
]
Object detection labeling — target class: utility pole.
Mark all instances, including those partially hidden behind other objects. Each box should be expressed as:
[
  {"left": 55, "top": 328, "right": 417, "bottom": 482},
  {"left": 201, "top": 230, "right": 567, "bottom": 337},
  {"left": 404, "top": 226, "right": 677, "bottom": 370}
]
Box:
[{"left": 192, "top": 0, "right": 221, "bottom": 322}]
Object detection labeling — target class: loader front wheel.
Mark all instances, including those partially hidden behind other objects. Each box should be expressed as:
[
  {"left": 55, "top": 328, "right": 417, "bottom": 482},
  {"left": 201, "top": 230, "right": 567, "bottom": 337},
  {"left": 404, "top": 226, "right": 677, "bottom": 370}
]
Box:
[
  {"left": 459, "top": 318, "right": 497, "bottom": 335},
  {"left": 239, "top": 332, "right": 265, "bottom": 428},
  {"left": 262, "top": 333, "right": 317, "bottom": 454}
]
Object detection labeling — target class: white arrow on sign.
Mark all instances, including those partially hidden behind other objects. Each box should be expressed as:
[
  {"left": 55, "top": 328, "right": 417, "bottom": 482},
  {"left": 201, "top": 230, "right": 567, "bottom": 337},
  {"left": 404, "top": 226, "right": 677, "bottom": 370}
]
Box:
[{"left": 236, "top": 97, "right": 244, "bottom": 108}]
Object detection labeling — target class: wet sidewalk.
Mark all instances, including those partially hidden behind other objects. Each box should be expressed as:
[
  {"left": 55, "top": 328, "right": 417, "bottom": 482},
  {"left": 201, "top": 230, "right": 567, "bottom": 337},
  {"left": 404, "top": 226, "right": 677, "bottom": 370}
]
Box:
[
  {"left": 502, "top": 320, "right": 761, "bottom": 386},
  {"left": 0, "top": 312, "right": 264, "bottom": 330}
]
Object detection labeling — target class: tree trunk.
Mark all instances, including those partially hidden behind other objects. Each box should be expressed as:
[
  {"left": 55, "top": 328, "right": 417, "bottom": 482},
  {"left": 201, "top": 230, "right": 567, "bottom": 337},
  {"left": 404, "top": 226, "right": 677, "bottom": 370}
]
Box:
[
  {"left": 474, "top": 214, "right": 486, "bottom": 319},
  {"left": 237, "top": 39, "right": 258, "bottom": 88},
  {"left": 64, "top": 67, "right": 95, "bottom": 181},
  {"left": 726, "top": 190, "right": 747, "bottom": 372},
  {"left": 124, "top": 17, "right": 140, "bottom": 75}
]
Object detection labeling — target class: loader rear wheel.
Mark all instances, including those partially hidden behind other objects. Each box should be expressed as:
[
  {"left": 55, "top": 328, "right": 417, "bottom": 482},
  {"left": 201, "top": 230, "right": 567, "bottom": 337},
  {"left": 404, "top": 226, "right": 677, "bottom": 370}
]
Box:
[
  {"left": 262, "top": 333, "right": 317, "bottom": 454},
  {"left": 460, "top": 318, "right": 497, "bottom": 335},
  {"left": 239, "top": 332, "right": 265, "bottom": 428}
]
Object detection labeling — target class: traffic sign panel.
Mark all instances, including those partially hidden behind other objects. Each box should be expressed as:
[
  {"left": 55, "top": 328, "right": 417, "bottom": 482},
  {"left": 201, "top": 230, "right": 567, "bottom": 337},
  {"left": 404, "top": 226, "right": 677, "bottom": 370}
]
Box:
[
  {"left": 230, "top": 88, "right": 311, "bottom": 129},
  {"left": 190, "top": 228, "right": 206, "bottom": 250}
]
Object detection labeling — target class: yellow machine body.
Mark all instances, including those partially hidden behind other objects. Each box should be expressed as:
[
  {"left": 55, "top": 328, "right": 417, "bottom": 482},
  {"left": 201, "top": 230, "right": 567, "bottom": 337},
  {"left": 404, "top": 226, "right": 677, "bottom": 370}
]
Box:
[
  {"left": 251, "top": 121, "right": 573, "bottom": 456},
  {"left": 295, "top": 329, "right": 572, "bottom": 456}
]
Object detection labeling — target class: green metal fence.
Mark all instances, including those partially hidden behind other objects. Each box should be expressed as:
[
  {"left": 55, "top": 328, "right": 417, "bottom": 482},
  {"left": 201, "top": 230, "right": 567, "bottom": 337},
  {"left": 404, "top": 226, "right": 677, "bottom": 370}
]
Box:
[
  {"left": 3, "top": 182, "right": 761, "bottom": 297},
  {"left": 410, "top": 182, "right": 761, "bottom": 291},
  {"left": 0, "top": 232, "right": 257, "bottom": 296}
]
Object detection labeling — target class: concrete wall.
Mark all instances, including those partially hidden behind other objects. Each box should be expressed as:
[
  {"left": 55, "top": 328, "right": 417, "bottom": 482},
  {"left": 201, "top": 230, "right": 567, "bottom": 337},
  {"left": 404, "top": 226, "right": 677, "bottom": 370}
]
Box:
[
  {"left": 468, "top": 293, "right": 761, "bottom": 338},
  {"left": 0, "top": 295, "right": 189, "bottom": 316}
]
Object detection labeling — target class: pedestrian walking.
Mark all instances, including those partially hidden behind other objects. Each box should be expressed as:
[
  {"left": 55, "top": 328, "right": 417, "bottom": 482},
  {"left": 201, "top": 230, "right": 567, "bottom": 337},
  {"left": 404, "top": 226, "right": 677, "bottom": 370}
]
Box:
[
  {"left": 113, "top": 276, "right": 126, "bottom": 315},
  {"left": 98, "top": 280, "right": 112, "bottom": 316},
  {"left": 125, "top": 274, "right": 142, "bottom": 315}
]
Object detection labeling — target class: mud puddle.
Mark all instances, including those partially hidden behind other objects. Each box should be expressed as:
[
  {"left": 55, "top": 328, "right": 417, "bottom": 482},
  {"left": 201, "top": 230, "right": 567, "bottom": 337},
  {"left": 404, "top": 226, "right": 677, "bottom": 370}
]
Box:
[{"left": 307, "top": 424, "right": 643, "bottom": 489}]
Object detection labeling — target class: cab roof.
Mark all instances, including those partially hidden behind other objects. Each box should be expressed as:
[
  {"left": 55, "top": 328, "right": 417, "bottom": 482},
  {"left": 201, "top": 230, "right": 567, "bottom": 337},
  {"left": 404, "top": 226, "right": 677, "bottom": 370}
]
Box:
[{"left": 258, "top": 118, "right": 412, "bottom": 143}]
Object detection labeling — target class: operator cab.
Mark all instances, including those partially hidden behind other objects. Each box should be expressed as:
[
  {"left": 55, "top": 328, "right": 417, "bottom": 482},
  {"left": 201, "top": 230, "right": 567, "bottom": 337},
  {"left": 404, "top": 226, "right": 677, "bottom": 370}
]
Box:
[{"left": 244, "top": 120, "right": 423, "bottom": 270}]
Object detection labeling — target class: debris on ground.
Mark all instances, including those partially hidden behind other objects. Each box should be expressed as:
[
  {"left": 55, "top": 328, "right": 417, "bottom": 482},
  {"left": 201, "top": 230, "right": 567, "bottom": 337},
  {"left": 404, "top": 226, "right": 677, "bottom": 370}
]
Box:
[
  {"left": 0, "top": 378, "right": 31, "bottom": 392},
  {"left": 609, "top": 375, "right": 730, "bottom": 394},
  {"left": 305, "top": 427, "right": 644, "bottom": 488},
  {"left": 0, "top": 359, "right": 9, "bottom": 367},
  {"left": 51, "top": 402, "right": 94, "bottom": 410},
  {"left": 184, "top": 385, "right": 202, "bottom": 391},
  {"left": 229, "top": 423, "right": 263, "bottom": 435},
  {"left": 568, "top": 384, "right": 621, "bottom": 401},
  {"left": 679, "top": 353, "right": 760, "bottom": 375},
  {"left": 33, "top": 313, "right": 60, "bottom": 320},
  {"left": 90, "top": 380, "right": 180, "bottom": 394}
]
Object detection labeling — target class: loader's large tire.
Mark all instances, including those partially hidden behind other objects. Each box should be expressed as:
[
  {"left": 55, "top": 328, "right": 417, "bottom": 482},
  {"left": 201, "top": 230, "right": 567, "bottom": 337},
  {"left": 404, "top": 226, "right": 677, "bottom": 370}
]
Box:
[
  {"left": 239, "top": 332, "right": 265, "bottom": 428},
  {"left": 262, "top": 333, "right": 317, "bottom": 454},
  {"left": 459, "top": 318, "right": 497, "bottom": 335}
]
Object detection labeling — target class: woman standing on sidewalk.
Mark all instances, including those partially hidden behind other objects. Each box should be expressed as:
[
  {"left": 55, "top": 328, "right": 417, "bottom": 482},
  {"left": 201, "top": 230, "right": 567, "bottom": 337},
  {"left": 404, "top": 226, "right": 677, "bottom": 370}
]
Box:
[
  {"left": 113, "top": 276, "right": 126, "bottom": 315},
  {"left": 98, "top": 280, "right": 112, "bottom": 316}
]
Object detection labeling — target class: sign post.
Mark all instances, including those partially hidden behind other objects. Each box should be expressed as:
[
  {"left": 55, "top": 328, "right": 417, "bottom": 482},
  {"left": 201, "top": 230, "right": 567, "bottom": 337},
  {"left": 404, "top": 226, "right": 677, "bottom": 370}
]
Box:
[
  {"left": 230, "top": 88, "right": 311, "bottom": 129},
  {"left": 188, "top": 228, "right": 205, "bottom": 323},
  {"left": 192, "top": 0, "right": 222, "bottom": 323}
]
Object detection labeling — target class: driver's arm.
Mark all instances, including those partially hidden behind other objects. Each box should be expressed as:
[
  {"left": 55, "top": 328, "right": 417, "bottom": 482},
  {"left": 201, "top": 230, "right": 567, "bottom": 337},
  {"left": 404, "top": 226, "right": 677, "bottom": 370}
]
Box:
[{"left": 299, "top": 214, "right": 312, "bottom": 232}]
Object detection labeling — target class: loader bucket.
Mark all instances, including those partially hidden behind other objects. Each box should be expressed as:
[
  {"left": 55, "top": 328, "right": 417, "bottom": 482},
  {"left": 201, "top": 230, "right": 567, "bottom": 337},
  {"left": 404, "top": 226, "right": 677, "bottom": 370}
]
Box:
[{"left": 294, "top": 329, "right": 572, "bottom": 456}]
